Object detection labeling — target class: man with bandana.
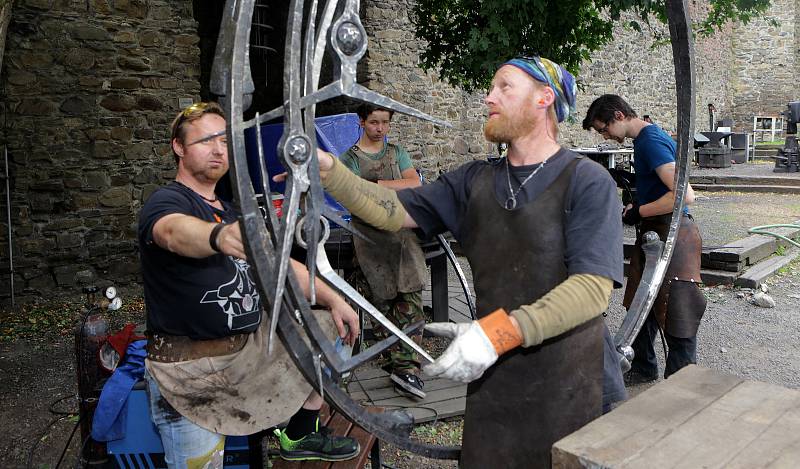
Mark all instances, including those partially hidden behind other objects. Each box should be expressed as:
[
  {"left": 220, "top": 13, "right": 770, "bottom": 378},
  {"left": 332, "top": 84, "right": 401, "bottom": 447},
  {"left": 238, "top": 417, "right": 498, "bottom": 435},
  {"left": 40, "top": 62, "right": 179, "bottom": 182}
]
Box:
[
  {"left": 315, "top": 57, "right": 627, "bottom": 468},
  {"left": 139, "top": 102, "right": 361, "bottom": 467}
]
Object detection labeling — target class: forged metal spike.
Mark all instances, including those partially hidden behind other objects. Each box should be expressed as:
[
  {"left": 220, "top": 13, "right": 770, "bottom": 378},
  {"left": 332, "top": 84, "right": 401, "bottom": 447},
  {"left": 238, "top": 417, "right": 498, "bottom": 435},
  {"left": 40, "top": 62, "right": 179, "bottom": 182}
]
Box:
[
  {"left": 295, "top": 217, "right": 435, "bottom": 364},
  {"left": 211, "top": 0, "right": 255, "bottom": 110}
]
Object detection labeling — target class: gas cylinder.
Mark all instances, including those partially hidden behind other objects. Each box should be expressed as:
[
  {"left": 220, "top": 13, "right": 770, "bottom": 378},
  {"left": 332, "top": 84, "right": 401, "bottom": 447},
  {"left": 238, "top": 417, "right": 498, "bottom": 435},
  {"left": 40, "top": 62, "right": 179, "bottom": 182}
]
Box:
[{"left": 74, "top": 286, "right": 109, "bottom": 466}]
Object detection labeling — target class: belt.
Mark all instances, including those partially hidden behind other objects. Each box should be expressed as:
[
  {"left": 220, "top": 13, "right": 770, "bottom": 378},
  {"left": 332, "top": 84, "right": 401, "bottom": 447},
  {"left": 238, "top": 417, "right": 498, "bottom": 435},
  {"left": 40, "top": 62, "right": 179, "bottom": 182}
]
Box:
[{"left": 146, "top": 331, "right": 249, "bottom": 363}]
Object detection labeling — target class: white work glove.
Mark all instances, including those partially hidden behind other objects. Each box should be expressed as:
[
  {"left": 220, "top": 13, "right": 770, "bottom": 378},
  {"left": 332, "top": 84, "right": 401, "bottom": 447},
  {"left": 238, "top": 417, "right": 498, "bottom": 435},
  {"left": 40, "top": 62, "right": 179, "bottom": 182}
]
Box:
[{"left": 422, "top": 321, "right": 499, "bottom": 383}]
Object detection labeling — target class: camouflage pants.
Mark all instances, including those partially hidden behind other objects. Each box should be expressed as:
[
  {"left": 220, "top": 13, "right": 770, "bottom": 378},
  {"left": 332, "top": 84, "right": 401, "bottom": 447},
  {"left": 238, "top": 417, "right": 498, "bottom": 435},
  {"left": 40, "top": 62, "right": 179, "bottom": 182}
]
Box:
[{"left": 349, "top": 268, "right": 425, "bottom": 374}]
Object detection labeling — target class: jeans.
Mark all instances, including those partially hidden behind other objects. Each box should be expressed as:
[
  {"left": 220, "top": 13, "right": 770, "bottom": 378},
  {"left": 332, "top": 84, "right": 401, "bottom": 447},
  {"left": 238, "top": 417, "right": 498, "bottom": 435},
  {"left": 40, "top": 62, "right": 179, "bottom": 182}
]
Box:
[
  {"left": 144, "top": 369, "right": 225, "bottom": 469},
  {"left": 630, "top": 312, "right": 697, "bottom": 379}
]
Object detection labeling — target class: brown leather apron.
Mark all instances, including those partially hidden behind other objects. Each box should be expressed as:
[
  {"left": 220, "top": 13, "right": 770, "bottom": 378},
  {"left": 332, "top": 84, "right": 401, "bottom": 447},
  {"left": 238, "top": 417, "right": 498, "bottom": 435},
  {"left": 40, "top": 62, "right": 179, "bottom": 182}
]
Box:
[
  {"left": 623, "top": 213, "right": 706, "bottom": 337},
  {"left": 459, "top": 159, "right": 603, "bottom": 469},
  {"left": 349, "top": 144, "right": 427, "bottom": 300}
]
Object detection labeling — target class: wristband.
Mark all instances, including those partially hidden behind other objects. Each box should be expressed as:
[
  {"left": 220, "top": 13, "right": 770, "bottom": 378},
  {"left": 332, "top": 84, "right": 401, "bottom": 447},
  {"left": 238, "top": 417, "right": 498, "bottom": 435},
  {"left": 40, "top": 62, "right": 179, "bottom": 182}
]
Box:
[{"left": 209, "top": 223, "right": 225, "bottom": 252}]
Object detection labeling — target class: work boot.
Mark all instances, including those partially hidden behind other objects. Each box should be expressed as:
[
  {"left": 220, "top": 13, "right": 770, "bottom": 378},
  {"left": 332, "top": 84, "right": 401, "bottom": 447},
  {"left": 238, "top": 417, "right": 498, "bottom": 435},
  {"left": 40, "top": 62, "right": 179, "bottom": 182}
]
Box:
[
  {"left": 274, "top": 420, "right": 360, "bottom": 461},
  {"left": 391, "top": 372, "right": 426, "bottom": 399}
]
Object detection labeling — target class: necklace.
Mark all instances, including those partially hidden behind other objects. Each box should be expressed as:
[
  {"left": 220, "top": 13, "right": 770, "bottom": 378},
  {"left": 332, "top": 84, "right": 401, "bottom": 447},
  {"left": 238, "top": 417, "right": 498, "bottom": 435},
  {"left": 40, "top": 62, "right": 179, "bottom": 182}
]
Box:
[
  {"left": 176, "top": 181, "right": 218, "bottom": 203},
  {"left": 504, "top": 155, "right": 546, "bottom": 210}
]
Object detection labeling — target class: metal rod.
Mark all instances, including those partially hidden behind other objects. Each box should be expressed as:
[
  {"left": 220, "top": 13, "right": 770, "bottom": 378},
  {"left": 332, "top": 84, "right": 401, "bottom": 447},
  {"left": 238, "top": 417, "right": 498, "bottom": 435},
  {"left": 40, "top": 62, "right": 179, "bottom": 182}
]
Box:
[{"left": 4, "top": 146, "right": 13, "bottom": 307}]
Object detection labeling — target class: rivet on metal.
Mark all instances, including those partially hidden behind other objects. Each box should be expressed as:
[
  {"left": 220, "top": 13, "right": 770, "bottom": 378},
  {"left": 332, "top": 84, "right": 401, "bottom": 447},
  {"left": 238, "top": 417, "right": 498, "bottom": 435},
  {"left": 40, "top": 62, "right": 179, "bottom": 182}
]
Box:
[{"left": 336, "top": 21, "right": 362, "bottom": 55}]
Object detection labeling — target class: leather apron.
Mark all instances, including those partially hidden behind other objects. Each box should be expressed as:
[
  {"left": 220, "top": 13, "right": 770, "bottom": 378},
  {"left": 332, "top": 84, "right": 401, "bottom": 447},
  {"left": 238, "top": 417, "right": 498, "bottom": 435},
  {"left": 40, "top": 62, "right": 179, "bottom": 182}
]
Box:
[
  {"left": 623, "top": 213, "right": 706, "bottom": 337},
  {"left": 459, "top": 159, "right": 603, "bottom": 469},
  {"left": 349, "top": 144, "right": 427, "bottom": 300}
]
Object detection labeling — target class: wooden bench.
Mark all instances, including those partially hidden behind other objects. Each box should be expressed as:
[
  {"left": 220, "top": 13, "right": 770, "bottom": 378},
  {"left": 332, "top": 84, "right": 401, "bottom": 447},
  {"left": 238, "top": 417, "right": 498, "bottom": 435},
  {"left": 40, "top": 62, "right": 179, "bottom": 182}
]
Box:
[{"left": 271, "top": 403, "right": 382, "bottom": 469}]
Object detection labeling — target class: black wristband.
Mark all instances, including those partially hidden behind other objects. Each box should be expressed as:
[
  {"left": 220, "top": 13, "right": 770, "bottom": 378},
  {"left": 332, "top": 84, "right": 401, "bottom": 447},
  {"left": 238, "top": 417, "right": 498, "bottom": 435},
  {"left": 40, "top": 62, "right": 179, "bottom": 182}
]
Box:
[{"left": 209, "top": 223, "right": 225, "bottom": 252}]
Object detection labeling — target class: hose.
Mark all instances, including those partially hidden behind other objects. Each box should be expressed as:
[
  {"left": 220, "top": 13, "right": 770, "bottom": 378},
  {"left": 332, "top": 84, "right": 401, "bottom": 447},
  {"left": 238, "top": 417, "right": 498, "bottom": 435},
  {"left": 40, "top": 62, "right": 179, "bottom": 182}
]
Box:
[{"left": 747, "top": 224, "right": 800, "bottom": 249}]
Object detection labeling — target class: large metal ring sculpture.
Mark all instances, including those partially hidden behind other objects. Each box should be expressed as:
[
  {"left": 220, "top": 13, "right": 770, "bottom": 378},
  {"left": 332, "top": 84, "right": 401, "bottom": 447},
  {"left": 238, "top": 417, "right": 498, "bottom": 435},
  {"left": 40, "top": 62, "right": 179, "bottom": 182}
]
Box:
[{"left": 212, "top": 0, "right": 694, "bottom": 459}]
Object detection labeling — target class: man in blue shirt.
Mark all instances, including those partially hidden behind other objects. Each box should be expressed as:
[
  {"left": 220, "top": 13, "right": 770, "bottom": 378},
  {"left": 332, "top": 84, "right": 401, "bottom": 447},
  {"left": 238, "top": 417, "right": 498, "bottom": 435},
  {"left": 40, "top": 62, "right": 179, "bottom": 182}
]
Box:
[{"left": 583, "top": 94, "right": 707, "bottom": 384}]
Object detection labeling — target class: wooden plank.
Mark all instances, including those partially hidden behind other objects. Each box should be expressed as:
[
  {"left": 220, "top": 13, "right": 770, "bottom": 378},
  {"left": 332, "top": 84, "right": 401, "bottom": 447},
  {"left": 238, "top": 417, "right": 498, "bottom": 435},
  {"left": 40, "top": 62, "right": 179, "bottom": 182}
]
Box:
[
  {"left": 620, "top": 379, "right": 800, "bottom": 468},
  {"left": 552, "top": 366, "right": 743, "bottom": 468},
  {"left": 554, "top": 366, "right": 800, "bottom": 469},
  {"left": 735, "top": 248, "right": 800, "bottom": 289}
]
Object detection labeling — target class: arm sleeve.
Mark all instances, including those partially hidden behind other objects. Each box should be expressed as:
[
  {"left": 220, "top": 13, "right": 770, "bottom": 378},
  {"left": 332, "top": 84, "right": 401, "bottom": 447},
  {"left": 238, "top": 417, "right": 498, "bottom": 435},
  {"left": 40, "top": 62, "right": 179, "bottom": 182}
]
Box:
[{"left": 509, "top": 273, "right": 613, "bottom": 347}]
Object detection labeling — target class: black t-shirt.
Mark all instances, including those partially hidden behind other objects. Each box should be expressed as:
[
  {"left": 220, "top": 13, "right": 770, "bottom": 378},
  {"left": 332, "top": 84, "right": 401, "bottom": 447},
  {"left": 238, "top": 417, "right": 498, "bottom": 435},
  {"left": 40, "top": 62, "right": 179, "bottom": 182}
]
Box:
[
  {"left": 397, "top": 147, "right": 624, "bottom": 287},
  {"left": 138, "top": 182, "right": 262, "bottom": 339}
]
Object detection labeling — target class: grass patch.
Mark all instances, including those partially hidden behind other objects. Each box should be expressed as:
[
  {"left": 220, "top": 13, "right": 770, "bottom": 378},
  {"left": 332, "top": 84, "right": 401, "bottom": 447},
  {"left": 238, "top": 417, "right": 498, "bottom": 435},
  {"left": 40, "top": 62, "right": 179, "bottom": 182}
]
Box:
[{"left": 754, "top": 140, "right": 784, "bottom": 146}]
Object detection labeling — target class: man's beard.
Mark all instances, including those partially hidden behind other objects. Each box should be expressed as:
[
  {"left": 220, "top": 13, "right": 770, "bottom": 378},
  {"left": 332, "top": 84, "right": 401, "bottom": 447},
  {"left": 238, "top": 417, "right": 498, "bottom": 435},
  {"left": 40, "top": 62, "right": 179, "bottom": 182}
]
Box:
[{"left": 484, "top": 110, "right": 536, "bottom": 143}]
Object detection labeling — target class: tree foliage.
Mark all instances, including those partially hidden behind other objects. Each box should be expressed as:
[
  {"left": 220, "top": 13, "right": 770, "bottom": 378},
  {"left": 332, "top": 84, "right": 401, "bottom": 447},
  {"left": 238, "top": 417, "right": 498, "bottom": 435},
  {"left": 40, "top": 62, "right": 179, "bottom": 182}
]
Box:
[{"left": 412, "top": 0, "right": 773, "bottom": 92}]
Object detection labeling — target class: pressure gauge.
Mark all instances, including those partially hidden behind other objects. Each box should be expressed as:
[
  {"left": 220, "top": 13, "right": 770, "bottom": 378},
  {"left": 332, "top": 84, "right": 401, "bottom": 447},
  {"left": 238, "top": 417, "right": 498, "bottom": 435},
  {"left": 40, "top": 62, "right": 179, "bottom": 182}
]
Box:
[
  {"left": 105, "top": 286, "right": 117, "bottom": 300},
  {"left": 108, "top": 297, "right": 123, "bottom": 311}
]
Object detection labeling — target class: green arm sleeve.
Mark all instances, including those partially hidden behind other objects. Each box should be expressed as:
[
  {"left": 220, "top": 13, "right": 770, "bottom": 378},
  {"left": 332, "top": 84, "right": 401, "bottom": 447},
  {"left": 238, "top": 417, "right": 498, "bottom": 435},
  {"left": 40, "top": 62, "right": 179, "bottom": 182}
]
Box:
[
  {"left": 321, "top": 156, "right": 407, "bottom": 232},
  {"left": 509, "top": 273, "right": 613, "bottom": 347}
]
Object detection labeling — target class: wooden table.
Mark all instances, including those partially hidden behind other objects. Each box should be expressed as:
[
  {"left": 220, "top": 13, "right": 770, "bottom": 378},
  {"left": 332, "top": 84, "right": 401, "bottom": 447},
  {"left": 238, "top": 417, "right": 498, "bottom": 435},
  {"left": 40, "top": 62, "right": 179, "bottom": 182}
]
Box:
[{"left": 553, "top": 365, "right": 800, "bottom": 468}]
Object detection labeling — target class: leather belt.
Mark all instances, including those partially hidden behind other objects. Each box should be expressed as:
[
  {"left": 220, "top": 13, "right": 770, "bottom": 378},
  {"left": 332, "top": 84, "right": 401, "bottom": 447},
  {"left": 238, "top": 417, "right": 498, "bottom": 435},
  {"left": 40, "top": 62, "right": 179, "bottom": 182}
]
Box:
[{"left": 146, "top": 331, "right": 248, "bottom": 363}]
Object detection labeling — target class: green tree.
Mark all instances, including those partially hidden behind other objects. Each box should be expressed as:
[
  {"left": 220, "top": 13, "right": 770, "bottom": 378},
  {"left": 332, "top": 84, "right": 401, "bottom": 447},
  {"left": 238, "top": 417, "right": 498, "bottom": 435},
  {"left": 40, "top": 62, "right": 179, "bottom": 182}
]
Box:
[{"left": 412, "top": 0, "right": 773, "bottom": 92}]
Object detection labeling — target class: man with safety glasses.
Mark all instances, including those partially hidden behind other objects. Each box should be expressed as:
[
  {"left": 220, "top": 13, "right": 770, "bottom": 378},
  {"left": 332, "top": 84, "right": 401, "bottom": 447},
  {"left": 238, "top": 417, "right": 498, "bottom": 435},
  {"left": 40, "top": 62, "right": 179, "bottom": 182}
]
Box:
[
  {"left": 138, "top": 102, "right": 361, "bottom": 467},
  {"left": 583, "top": 94, "right": 706, "bottom": 385}
]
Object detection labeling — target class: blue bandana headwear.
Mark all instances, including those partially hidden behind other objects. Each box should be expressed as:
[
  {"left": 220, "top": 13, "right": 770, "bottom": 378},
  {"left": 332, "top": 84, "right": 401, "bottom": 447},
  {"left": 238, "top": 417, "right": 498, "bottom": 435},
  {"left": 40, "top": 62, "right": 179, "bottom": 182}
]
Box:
[{"left": 503, "top": 57, "right": 577, "bottom": 123}]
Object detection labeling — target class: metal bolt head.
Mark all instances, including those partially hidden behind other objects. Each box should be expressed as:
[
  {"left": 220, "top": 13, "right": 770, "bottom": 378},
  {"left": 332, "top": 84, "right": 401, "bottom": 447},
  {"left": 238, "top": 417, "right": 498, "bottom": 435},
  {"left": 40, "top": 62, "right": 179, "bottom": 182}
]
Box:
[
  {"left": 336, "top": 21, "right": 363, "bottom": 56},
  {"left": 286, "top": 136, "right": 310, "bottom": 163}
]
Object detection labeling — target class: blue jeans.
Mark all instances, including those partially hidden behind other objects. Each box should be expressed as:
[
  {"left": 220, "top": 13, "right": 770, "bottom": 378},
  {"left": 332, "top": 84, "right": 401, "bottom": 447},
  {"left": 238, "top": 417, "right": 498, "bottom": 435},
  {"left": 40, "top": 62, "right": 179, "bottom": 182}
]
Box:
[
  {"left": 144, "top": 369, "right": 226, "bottom": 469},
  {"left": 631, "top": 312, "right": 697, "bottom": 379}
]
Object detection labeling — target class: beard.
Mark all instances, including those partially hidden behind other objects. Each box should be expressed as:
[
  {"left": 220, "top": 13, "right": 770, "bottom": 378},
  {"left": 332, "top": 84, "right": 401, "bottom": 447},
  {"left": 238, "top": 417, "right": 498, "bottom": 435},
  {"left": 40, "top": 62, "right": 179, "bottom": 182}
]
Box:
[{"left": 483, "top": 108, "right": 536, "bottom": 143}]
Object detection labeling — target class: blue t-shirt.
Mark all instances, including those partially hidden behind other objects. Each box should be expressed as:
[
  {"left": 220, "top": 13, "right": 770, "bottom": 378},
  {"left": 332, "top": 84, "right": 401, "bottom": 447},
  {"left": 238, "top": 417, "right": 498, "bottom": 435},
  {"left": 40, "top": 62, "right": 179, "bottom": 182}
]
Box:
[
  {"left": 632, "top": 125, "right": 676, "bottom": 205},
  {"left": 397, "top": 148, "right": 624, "bottom": 288},
  {"left": 138, "top": 182, "right": 262, "bottom": 339}
]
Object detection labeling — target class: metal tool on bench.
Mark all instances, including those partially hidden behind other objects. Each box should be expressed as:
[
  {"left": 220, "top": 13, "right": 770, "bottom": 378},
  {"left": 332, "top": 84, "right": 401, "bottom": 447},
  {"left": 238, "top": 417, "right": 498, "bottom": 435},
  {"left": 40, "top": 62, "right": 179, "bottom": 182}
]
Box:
[{"left": 215, "top": 0, "right": 696, "bottom": 460}]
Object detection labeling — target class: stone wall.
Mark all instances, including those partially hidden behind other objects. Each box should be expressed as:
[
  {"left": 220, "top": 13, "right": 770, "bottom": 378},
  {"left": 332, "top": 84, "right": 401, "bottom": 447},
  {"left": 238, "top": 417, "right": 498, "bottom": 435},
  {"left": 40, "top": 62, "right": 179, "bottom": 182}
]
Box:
[
  {"left": 0, "top": 0, "right": 199, "bottom": 300},
  {"left": 360, "top": 1, "right": 747, "bottom": 176},
  {"left": 0, "top": 0, "right": 796, "bottom": 301},
  {"left": 729, "top": 0, "right": 798, "bottom": 135}
]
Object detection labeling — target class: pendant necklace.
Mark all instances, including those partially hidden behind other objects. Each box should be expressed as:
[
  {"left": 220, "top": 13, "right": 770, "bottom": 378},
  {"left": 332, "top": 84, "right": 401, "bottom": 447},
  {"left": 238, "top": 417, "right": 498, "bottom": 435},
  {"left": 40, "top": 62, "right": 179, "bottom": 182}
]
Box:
[
  {"left": 176, "top": 181, "right": 218, "bottom": 203},
  {"left": 504, "top": 155, "right": 547, "bottom": 210}
]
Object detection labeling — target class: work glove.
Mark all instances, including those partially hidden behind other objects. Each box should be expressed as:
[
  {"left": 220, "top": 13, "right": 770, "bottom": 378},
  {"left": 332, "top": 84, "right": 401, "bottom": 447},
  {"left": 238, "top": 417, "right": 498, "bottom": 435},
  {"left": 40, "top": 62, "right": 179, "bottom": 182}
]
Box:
[
  {"left": 423, "top": 309, "right": 522, "bottom": 383},
  {"left": 622, "top": 203, "right": 641, "bottom": 226}
]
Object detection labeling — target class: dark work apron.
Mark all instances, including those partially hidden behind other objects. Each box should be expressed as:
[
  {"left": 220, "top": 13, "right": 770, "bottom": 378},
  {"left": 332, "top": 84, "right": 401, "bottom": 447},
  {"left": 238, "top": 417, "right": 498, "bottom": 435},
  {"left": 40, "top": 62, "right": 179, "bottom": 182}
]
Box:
[
  {"left": 459, "top": 160, "right": 603, "bottom": 469},
  {"left": 349, "top": 144, "right": 427, "bottom": 300},
  {"left": 623, "top": 213, "right": 706, "bottom": 337}
]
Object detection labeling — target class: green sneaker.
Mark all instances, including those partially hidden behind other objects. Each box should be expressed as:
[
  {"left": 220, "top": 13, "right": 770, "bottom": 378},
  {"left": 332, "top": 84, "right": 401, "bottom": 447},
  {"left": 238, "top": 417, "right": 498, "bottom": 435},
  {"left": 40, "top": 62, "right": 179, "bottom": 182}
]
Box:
[{"left": 274, "top": 420, "right": 360, "bottom": 462}]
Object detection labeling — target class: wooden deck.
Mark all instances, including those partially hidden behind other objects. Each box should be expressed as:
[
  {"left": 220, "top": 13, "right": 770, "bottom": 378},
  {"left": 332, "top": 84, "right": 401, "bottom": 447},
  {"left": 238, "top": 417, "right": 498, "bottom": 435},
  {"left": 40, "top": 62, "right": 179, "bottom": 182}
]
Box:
[
  {"left": 343, "top": 273, "right": 475, "bottom": 424},
  {"left": 345, "top": 366, "right": 467, "bottom": 424}
]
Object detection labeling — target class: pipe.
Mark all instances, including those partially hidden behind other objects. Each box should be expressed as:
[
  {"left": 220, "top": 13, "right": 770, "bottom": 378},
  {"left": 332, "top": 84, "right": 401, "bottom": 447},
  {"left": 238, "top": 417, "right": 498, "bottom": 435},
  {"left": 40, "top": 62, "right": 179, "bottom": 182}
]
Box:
[
  {"left": 3, "top": 146, "right": 12, "bottom": 307},
  {"left": 748, "top": 224, "right": 800, "bottom": 249}
]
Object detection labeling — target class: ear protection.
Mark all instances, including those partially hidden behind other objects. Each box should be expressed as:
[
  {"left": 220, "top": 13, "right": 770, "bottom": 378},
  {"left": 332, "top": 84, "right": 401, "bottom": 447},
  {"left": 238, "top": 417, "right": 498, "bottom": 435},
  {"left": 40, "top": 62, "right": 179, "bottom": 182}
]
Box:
[{"left": 538, "top": 99, "right": 546, "bottom": 106}]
